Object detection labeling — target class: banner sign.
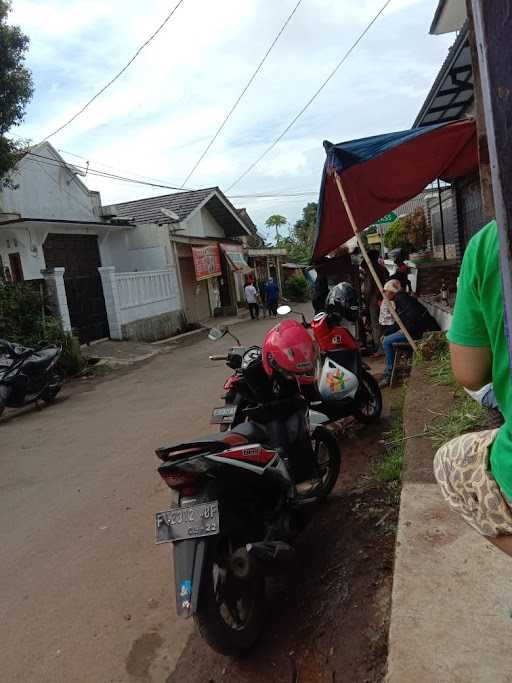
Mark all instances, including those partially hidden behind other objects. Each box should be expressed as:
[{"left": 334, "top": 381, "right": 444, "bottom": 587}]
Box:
[
  {"left": 220, "top": 243, "right": 252, "bottom": 273},
  {"left": 376, "top": 212, "right": 397, "bottom": 224},
  {"left": 192, "top": 244, "right": 222, "bottom": 281}
]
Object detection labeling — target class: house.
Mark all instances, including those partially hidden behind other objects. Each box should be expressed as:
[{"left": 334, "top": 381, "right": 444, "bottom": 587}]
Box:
[
  {"left": 414, "top": 0, "right": 491, "bottom": 253},
  {"left": 0, "top": 143, "right": 184, "bottom": 342},
  {"left": 104, "top": 188, "right": 253, "bottom": 323}
]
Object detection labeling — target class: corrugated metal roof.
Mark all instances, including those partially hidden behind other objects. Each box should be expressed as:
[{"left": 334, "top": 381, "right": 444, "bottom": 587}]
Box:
[{"left": 414, "top": 26, "right": 473, "bottom": 128}]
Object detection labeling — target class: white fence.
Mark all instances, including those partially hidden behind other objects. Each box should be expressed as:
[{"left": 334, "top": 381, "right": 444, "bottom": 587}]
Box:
[
  {"left": 99, "top": 266, "right": 182, "bottom": 339},
  {"left": 116, "top": 269, "right": 181, "bottom": 324}
]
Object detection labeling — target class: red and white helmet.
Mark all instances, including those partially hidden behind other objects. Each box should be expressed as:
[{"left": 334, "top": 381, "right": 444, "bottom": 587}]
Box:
[{"left": 262, "top": 320, "right": 318, "bottom": 379}]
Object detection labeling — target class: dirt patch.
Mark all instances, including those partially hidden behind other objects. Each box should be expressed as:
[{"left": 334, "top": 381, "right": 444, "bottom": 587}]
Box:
[
  {"left": 167, "top": 408, "right": 400, "bottom": 683},
  {"left": 126, "top": 631, "right": 164, "bottom": 679}
]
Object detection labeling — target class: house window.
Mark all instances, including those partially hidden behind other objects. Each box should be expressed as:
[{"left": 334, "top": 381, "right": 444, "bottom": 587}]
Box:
[{"left": 9, "top": 253, "right": 24, "bottom": 282}]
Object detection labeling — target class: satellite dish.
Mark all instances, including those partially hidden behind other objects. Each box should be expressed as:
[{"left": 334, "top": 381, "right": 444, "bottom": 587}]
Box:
[{"left": 160, "top": 208, "right": 180, "bottom": 221}]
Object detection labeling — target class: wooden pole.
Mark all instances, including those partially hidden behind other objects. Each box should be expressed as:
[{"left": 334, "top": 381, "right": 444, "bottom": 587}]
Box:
[
  {"left": 334, "top": 173, "right": 417, "bottom": 351},
  {"left": 471, "top": 1, "right": 512, "bottom": 364}
]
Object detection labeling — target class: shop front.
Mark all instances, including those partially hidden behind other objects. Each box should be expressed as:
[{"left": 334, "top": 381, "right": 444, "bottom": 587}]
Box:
[{"left": 175, "top": 238, "right": 252, "bottom": 323}]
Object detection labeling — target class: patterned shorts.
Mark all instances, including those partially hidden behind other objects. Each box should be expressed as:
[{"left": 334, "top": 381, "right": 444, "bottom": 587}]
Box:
[{"left": 433, "top": 429, "right": 512, "bottom": 537}]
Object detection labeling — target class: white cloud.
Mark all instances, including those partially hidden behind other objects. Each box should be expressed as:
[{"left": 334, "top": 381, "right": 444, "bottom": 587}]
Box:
[{"left": 10, "top": 0, "right": 453, "bottom": 231}]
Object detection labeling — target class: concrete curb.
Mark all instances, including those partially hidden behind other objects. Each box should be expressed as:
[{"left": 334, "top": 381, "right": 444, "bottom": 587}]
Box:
[
  {"left": 151, "top": 311, "right": 251, "bottom": 350},
  {"left": 386, "top": 363, "right": 512, "bottom": 682}
]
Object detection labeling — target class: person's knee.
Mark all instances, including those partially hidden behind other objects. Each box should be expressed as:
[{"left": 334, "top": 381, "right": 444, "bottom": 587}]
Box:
[{"left": 433, "top": 442, "right": 450, "bottom": 485}]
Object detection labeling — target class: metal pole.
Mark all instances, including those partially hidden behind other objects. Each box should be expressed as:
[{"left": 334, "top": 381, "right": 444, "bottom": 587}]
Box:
[
  {"left": 334, "top": 173, "right": 417, "bottom": 351},
  {"left": 437, "top": 179, "right": 447, "bottom": 261}
]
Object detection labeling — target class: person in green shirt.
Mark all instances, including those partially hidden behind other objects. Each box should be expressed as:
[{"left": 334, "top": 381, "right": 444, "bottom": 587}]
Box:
[{"left": 433, "top": 220, "right": 512, "bottom": 556}]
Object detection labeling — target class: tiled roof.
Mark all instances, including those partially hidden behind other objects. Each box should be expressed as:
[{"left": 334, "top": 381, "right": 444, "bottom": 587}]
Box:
[
  {"left": 103, "top": 187, "right": 217, "bottom": 224},
  {"left": 103, "top": 186, "right": 251, "bottom": 238}
]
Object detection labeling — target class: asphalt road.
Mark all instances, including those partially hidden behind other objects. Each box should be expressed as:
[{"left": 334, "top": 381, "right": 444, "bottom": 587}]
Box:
[{"left": 0, "top": 310, "right": 304, "bottom": 683}]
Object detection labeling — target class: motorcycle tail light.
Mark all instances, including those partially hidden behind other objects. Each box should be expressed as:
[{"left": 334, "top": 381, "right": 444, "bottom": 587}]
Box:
[{"left": 158, "top": 469, "right": 200, "bottom": 496}]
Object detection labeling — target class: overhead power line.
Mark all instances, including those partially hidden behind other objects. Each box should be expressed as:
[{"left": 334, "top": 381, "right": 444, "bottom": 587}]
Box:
[
  {"left": 26, "top": 151, "right": 189, "bottom": 191},
  {"left": 39, "top": 0, "right": 185, "bottom": 142},
  {"left": 57, "top": 147, "right": 195, "bottom": 190},
  {"left": 25, "top": 150, "right": 318, "bottom": 199},
  {"left": 226, "top": 0, "right": 393, "bottom": 192},
  {"left": 181, "top": 0, "right": 303, "bottom": 187}
]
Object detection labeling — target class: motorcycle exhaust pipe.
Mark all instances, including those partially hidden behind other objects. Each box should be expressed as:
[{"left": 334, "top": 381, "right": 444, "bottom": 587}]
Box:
[{"left": 246, "top": 541, "right": 295, "bottom": 567}]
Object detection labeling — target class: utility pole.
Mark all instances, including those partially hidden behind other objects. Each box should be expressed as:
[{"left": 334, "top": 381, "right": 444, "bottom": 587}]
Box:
[{"left": 471, "top": 1, "right": 512, "bottom": 359}]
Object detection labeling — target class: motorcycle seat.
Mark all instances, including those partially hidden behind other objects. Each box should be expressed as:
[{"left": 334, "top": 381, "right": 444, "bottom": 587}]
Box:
[
  {"left": 156, "top": 422, "right": 269, "bottom": 461},
  {"left": 23, "top": 348, "right": 60, "bottom": 372}
]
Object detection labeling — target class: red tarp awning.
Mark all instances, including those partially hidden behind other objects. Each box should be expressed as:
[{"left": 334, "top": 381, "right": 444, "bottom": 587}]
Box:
[{"left": 313, "top": 119, "right": 478, "bottom": 260}]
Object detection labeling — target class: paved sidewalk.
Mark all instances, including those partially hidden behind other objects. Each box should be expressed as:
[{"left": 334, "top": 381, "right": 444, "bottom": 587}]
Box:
[
  {"left": 83, "top": 308, "right": 251, "bottom": 366},
  {"left": 386, "top": 363, "right": 512, "bottom": 682},
  {"left": 82, "top": 339, "right": 160, "bottom": 366}
]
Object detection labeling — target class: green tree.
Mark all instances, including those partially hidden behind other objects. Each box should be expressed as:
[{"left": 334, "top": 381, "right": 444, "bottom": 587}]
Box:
[
  {"left": 384, "top": 218, "right": 412, "bottom": 251},
  {"left": 0, "top": 0, "right": 33, "bottom": 186},
  {"left": 271, "top": 202, "right": 318, "bottom": 264},
  {"left": 265, "top": 214, "right": 288, "bottom": 240}
]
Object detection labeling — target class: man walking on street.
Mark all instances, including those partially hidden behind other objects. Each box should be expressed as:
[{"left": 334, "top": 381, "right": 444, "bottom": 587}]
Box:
[
  {"left": 265, "top": 277, "right": 279, "bottom": 317},
  {"left": 244, "top": 281, "right": 259, "bottom": 320}
]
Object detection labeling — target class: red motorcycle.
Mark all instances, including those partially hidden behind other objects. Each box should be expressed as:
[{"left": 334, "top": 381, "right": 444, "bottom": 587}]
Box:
[{"left": 210, "top": 282, "right": 382, "bottom": 430}]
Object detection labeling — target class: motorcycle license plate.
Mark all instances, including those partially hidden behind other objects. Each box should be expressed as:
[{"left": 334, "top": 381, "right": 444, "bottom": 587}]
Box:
[
  {"left": 210, "top": 405, "right": 236, "bottom": 424},
  {"left": 155, "top": 501, "right": 220, "bottom": 544}
]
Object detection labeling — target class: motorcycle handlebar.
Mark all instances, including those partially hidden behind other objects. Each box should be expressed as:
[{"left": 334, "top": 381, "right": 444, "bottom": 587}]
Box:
[{"left": 209, "top": 354, "right": 228, "bottom": 361}]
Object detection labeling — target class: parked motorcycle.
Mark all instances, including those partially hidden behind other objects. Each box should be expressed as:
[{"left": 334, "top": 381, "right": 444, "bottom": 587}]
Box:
[
  {"left": 211, "top": 283, "right": 382, "bottom": 430},
  {"left": 154, "top": 320, "right": 341, "bottom": 656},
  {"left": 0, "top": 339, "right": 63, "bottom": 417}
]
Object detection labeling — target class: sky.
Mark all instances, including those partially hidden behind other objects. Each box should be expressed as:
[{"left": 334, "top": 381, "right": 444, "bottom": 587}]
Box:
[{"left": 10, "top": 0, "right": 452, "bottom": 239}]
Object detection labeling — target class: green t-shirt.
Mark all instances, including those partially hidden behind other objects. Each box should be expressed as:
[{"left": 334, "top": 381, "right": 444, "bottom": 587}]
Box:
[{"left": 448, "top": 220, "right": 512, "bottom": 496}]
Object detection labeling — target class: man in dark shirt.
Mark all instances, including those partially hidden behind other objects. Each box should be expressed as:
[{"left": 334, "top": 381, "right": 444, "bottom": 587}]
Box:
[
  {"left": 265, "top": 277, "right": 280, "bottom": 317},
  {"left": 380, "top": 279, "right": 439, "bottom": 385}
]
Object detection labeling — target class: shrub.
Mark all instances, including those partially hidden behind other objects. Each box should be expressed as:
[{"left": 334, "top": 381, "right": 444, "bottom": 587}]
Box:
[
  {"left": 0, "top": 281, "right": 84, "bottom": 376},
  {"left": 283, "top": 274, "right": 309, "bottom": 301}
]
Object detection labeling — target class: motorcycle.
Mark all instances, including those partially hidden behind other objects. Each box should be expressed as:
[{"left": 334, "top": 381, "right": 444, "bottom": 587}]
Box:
[
  {"left": 154, "top": 325, "right": 341, "bottom": 656},
  {"left": 0, "top": 339, "right": 63, "bottom": 417},
  {"left": 210, "top": 307, "right": 382, "bottom": 430},
  {"left": 295, "top": 306, "right": 382, "bottom": 424}
]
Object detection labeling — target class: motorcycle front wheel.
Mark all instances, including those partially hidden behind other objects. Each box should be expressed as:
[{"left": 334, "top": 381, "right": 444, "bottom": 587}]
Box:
[
  {"left": 40, "top": 374, "right": 63, "bottom": 404},
  {"left": 353, "top": 370, "right": 382, "bottom": 424},
  {"left": 195, "top": 538, "right": 266, "bottom": 656},
  {"left": 0, "top": 385, "right": 10, "bottom": 418},
  {"left": 312, "top": 426, "right": 341, "bottom": 500}
]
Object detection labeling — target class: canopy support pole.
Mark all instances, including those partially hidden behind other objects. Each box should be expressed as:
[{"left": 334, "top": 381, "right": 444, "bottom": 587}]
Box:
[
  {"left": 437, "top": 179, "right": 447, "bottom": 261},
  {"left": 334, "top": 173, "right": 417, "bottom": 352}
]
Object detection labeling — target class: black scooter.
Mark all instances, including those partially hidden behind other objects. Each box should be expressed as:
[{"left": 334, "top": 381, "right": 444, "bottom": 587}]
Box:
[
  {"left": 154, "top": 344, "right": 341, "bottom": 656},
  {"left": 0, "top": 339, "right": 63, "bottom": 417}
]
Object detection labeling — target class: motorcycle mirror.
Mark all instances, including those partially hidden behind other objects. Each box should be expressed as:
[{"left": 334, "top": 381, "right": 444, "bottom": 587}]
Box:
[
  {"left": 208, "top": 326, "right": 226, "bottom": 341},
  {"left": 277, "top": 305, "right": 291, "bottom": 316}
]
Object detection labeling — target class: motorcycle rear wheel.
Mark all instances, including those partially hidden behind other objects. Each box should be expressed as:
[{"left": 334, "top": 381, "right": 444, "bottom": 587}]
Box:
[
  {"left": 195, "top": 540, "right": 266, "bottom": 656},
  {"left": 353, "top": 370, "right": 382, "bottom": 424}
]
